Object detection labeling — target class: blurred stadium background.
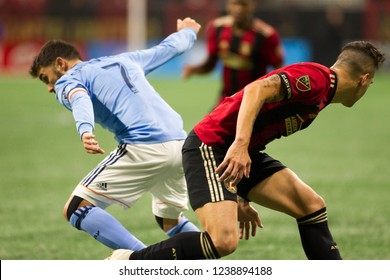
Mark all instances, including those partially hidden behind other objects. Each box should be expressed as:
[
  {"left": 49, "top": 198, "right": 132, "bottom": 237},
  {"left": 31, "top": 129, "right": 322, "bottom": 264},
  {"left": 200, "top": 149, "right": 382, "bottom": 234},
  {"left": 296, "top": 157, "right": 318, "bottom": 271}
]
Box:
[
  {"left": 1, "top": 0, "right": 390, "bottom": 75},
  {"left": 1, "top": 0, "right": 390, "bottom": 260}
]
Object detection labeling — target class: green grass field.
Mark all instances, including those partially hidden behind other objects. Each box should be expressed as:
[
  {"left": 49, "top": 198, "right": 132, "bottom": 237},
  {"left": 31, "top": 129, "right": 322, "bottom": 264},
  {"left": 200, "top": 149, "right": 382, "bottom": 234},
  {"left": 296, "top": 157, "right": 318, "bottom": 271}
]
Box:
[{"left": 0, "top": 73, "right": 389, "bottom": 260}]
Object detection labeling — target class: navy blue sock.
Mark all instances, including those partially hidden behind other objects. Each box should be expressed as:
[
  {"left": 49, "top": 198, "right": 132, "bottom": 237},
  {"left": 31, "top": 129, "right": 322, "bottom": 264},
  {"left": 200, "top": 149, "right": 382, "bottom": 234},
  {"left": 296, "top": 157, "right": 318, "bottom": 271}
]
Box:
[
  {"left": 297, "top": 207, "right": 342, "bottom": 259},
  {"left": 130, "top": 231, "right": 220, "bottom": 260}
]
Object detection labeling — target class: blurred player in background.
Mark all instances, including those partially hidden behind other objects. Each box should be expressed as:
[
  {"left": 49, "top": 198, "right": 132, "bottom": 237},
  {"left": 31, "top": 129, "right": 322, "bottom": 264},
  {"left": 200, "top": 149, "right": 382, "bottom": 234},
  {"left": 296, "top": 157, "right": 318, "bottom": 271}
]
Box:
[
  {"left": 108, "top": 41, "right": 385, "bottom": 260},
  {"left": 29, "top": 18, "right": 201, "bottom": 252},
  {"left": 182, "top": 0, "right": 284, "bottom": 105}
]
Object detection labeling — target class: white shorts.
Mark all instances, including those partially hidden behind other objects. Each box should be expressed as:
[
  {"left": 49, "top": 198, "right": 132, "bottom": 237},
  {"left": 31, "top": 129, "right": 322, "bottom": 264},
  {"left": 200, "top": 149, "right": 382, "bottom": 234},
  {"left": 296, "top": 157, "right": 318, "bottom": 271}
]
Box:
[{"left": 71, "top": 141, "right": 189, "bottom": 219}]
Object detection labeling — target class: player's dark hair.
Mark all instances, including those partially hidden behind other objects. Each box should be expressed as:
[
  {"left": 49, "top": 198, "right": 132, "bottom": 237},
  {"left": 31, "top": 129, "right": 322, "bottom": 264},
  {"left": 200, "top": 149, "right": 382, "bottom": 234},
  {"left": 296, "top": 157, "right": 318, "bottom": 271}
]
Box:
[
  {"left": 335, "top": 41, "right": 385, "bottom": 78},
  {"left": 341, "top": 41, "right": 385, "bottom": 70},
  {"left": 29, "top": 40, "right": 81, "bottom": 78}
]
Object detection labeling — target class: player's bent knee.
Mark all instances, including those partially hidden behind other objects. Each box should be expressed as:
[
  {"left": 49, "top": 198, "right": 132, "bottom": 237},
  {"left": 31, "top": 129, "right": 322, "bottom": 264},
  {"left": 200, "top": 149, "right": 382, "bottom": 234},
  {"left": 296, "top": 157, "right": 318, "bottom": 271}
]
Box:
[
  {"left": 154, "top": 215, "right": 180, "bottom": 232},
  {"left": 64, "top": 195, "right": 91, "bottom": 221},
  {"left": 155, "top": 215, "right": 164, "bottom": 230},
  {"left": 309, "top": 193, "right": 326, "bottom": 212},
  {"left": 299, "top": 192, "right": 326, "bottom": 218},
  {"left": 212, "top": 234, "right": 238, "bottom": 257}
]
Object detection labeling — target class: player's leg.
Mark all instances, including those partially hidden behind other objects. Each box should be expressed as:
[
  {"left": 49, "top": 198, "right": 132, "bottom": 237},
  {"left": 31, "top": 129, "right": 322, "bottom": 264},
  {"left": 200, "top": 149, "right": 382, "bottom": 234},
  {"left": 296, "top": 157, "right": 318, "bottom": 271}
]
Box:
[
  {"left": 246, "top": 167, "right": 341, "bottom": 259},
  {"left": 180, "top": 133, "right": 240, "bottom": 257},
  {"left": 155, "top": 215, "right": 199, "bottom": 237},
  {"left": 150, "top": 140, "right": 200, "bottom": 237},
  {"left": 126, "top": 231, "right": 219, "bottom": 260},
  {"left": 116, "top": 201, "right": 236, "bottom": 260},
  {"left": 114, "top": 134, "right": 234, "bottom": 260},
  {"left": 64, "top": 144, "right": 149, "bottom": 250},
  {"left": 64, "top": 195, "right": 146, "bottom": 250},
  {"left": 194, "top": 200, "right": 239, "bottom": 256},
  {"left": 125, "top": 200, "right": 237, "bottom": 260}
]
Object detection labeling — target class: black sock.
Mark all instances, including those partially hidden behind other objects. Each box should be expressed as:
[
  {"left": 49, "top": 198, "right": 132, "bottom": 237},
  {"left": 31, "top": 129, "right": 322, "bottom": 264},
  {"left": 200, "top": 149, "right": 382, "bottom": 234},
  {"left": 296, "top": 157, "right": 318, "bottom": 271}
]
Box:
[
  {"left": 297, "top": 207, "right": 342, "bottom": 260},
  {"left": 130, "top": 231, "right": 220, "bottom": 260}
]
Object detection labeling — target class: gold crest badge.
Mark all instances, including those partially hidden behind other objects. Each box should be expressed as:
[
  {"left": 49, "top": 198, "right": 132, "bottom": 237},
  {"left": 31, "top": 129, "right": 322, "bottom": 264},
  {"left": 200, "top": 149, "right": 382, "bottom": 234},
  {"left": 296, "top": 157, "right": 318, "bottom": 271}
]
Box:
[
  {"left": 224, "top": 182, "right": 237, "bottom": 194},
  {"left": 219, "top": 40, "right": 230, "bottom": 51},
  {"left": 240, "top": 42, "right": 252, "bottom": 57},
  {"left": 296, "top": 75, "right": 311, "bottom": 92}
]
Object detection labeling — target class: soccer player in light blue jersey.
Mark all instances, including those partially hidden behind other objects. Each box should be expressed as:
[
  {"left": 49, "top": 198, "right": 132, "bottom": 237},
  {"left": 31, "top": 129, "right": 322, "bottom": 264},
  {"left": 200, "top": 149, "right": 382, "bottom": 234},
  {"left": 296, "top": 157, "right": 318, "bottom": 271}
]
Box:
[{"left": 29, "top": 17, "right": 202, "bottom": 254}]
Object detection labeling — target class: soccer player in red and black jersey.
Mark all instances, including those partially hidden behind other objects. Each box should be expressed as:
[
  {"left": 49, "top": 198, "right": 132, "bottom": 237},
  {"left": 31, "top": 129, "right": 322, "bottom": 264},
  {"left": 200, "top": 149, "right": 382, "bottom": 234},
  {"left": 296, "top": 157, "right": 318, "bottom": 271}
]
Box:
[
  {"left": 182, "top": 0, "right": 284, "bottom": 105},
  {"left": 107, "top": 41, "right": 385, "bottom": 260}
]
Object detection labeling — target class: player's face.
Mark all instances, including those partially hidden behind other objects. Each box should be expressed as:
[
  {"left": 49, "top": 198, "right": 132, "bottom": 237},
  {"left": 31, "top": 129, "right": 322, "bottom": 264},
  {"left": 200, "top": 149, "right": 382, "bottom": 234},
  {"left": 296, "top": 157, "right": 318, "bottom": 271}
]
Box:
[
  {"left": 226, "top": 0, "right": 254, "bottom": 26},
  {"left": 343, "top": 73, "right": 374, "bottom": 107},
  {"left": 38, "top": 64, "right": 64, "bottom": 93}
]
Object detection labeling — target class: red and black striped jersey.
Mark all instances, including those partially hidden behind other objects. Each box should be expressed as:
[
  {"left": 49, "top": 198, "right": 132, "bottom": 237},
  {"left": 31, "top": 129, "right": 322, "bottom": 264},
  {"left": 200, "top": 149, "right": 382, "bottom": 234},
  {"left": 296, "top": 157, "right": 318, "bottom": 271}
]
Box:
[
  {"left": 206, "top": 15, "right": 284, "bottom": 99},
  {"left": 194, "top": 62, "right": 337, "bottom": 152}
]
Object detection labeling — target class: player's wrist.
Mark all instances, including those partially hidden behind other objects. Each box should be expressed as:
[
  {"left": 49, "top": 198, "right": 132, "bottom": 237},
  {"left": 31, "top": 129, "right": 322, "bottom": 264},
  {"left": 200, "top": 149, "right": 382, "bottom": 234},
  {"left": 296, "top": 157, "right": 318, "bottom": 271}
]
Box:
[{"left": 237, "top": 196, "right": 249, "bottom": 205}]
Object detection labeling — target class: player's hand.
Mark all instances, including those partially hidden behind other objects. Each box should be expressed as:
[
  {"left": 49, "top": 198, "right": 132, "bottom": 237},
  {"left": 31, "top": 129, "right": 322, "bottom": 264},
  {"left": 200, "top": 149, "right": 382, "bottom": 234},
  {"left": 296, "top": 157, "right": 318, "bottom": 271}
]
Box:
[
  {"left": 82, "top": 132, "right": 105, "bottom": 154},
  {"left": 182, "top": 64, "right": 196, "bottom": 79},
  {"left": 177, "top": 17, "right": 201, "bottom": 34},
  {"left": 215, "top": 141, "right": 251, "bottom": 186},
  {"left": 237, "top": 198, "right": 263, "bottom": 240}
]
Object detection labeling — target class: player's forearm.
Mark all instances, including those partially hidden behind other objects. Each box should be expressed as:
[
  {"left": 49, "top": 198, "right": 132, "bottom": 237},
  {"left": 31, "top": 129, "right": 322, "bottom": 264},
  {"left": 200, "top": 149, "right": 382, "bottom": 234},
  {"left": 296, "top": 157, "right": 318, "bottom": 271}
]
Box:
[
  {"left": 70, "top": 92, "right": 95, "bottom": 139},
  {"left": 161, "top": 27, "right": 197, "bottom": 55},
  {"left": 235, "top": 75, "right": 284, "bottom": 146},
  {"left": 194, "top": 57, "right": 218, "bottom": 74},
  {"left": 234, "top": 82, "right": 266, "bottom": 147},
  {"left": 140, "top": 28, "right": 198, "bottom": 75}
]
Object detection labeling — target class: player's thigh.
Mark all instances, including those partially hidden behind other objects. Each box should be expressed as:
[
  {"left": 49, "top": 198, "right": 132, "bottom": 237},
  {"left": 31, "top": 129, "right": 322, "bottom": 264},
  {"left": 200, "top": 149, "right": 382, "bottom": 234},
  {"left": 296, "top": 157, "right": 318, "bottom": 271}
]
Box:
[
  {"left": 72, "top": 144, "right": 160, "bottom": 209},
  {"left": 182, "top": 133, "right": 239, "bottom": 251},
  {"left": 149, "top": 140, "right": 189, "bottom": 219},
  {"left": 150, "top": 166, "right": 189, "bottom": 219},
  {"left": 182, "top": 132, "right": 238, "bottom": 211},
  {"left": 247, "top": 168, "right": 325, "bottom": 218}
]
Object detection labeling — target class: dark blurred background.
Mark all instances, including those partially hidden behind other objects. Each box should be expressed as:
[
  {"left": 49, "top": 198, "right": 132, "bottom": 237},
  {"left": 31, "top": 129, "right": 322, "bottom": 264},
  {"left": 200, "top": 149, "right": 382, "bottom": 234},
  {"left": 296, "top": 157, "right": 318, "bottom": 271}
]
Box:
[{"left": 1, "top": 0, "right": 389, "bottom": 74}]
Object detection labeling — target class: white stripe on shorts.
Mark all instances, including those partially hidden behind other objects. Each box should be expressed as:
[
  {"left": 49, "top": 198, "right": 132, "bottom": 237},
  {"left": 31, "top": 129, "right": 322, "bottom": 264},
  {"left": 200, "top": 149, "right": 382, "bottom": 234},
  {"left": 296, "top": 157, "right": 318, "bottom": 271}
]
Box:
[{"left": 199, "top": 143, "right": 224, "bottom": 202}]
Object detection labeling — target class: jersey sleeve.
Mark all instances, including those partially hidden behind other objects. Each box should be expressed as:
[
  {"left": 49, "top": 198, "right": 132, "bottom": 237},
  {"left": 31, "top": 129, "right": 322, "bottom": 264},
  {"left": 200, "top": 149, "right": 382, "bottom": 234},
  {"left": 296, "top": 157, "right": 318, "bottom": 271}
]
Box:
[
  {"left": 124, "top": 27, "right": 197, "bottom": 75},
  {"left": 278, "top": 65, "right": 329, "bottom": 105},
  {"left": 55, "top": 79, "right": 95, "bottom": 139},
  {"left": 70, "top": 90, "right": 95, "bottom": 138}
]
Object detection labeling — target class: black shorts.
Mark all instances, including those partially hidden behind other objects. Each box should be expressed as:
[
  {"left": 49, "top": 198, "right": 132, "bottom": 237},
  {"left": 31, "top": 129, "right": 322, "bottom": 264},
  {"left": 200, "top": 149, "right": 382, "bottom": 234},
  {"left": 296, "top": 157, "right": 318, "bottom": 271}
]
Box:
[{"left": 182, "top": 130, "right": 286, "bottom": 211}]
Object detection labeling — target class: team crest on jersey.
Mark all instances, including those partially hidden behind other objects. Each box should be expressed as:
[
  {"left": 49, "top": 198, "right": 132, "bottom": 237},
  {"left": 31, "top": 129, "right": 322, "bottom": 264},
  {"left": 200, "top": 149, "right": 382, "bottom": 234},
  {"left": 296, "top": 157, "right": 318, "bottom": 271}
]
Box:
[
  {"left": 62, "top": 87, "right": 69, "bottom": 100},
  {"left": 219, "top": 40, "right": 230, "bottom": 52},
  {"left": 240, "top": 42, "right": 252, "bottom": 56},
  {"left": 224, "top": 182, "right": 237, "bottom": 194},
  {"left": 296, "top": 75, "right": 311, "bottom": 92}
]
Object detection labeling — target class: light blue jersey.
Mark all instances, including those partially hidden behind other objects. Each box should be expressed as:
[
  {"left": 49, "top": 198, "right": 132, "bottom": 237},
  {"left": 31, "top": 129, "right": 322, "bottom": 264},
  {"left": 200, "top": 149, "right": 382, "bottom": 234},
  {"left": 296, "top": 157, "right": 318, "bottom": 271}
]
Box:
[{"left": 54, "top": 27, "right": 197, "bottom": 144}]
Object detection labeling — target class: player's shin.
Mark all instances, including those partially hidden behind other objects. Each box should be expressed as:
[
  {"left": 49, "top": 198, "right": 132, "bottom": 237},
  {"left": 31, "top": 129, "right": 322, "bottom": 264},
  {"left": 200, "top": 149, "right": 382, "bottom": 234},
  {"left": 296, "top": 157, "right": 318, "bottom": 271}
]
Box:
[
  {"left": 69, "top": 206, "right": 146, "bottom": 250},
  {"left": 165, "top": 216, "right": 200, "bottom": 237},
  {"left": 297, "top": 207, "right": 342, "bottom": 260},
  {"left": 130, "top": 231, "right": 220, "bottom": 260}
]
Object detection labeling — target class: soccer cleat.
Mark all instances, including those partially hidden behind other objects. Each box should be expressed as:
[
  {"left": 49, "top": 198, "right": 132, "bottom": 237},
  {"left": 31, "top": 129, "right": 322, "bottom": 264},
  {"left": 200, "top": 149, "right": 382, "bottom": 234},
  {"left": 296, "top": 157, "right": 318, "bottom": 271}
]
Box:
[{"left": 105, "top": 249, "right": 133, "bottom": 260}]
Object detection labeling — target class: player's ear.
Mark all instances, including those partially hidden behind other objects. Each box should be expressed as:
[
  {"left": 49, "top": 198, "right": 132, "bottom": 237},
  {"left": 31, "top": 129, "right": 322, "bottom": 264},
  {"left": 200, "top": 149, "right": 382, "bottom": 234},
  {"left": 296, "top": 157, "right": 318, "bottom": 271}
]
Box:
[
  {"left": 359, "top": 73, "right": 370, "bottom": 86},
  {"left": 54, "top": 57, "right": 67, "bottom": 72}
]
